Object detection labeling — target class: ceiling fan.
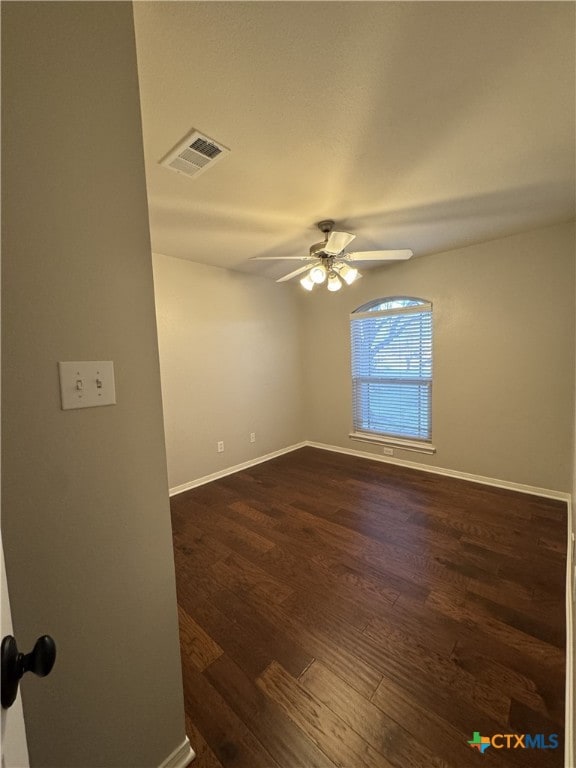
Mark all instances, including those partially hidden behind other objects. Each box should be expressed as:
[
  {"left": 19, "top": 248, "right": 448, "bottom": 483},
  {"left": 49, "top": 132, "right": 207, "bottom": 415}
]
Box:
[{"left": 250, "top": 220, "right": 413, "bottom": 291}]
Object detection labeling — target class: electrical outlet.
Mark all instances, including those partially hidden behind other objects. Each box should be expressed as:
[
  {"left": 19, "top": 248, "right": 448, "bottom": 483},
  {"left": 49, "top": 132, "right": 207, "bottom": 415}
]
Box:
[
  {"left": 250, "top": 432, "right": 256, "bottom": 443},
  {"left": 382, "top": 446, "right": 394, "bottom": 456},
  {"left": 217, "top": 441, "right": 224, "bottom": 453}
]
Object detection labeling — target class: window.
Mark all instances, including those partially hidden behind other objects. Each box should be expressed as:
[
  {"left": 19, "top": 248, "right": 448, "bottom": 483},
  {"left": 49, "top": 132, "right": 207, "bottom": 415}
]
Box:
[{"left": 350, "top": 297, "right": 434, "bottom": 452}]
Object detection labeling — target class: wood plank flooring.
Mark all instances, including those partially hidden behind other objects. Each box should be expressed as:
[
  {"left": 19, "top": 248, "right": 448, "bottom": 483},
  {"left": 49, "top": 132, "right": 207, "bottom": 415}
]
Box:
[{"left": 171, "top": 447, "right": 567, "bottom": 768}]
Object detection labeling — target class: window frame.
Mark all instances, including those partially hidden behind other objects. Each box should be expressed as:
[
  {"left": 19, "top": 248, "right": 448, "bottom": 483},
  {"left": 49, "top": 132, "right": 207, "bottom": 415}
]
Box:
[{"left": 349, "top": 296, "right": 436, "bottom": 454}]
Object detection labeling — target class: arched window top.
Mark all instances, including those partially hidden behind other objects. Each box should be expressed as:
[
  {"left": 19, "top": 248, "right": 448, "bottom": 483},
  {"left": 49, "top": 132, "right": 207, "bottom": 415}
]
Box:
[{"left": 352, "top": 296, "right": 431, "bottom": 317}]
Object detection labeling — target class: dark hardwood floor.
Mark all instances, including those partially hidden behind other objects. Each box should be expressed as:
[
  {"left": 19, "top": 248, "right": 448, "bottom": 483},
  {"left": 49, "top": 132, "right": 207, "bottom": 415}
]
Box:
[{"left": 171, "top": 447, "right": 567, "bottom": 768}]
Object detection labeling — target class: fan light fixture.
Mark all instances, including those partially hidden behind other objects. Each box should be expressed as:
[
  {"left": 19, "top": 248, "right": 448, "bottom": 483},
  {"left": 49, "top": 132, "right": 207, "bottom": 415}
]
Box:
[{"left": 300, "top": 262, "right": 361, "bottom": 292}]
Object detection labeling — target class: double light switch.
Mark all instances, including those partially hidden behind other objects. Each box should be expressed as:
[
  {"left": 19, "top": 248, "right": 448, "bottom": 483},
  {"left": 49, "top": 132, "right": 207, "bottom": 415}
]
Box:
[{"left": 58, "top": 361, "right": 116, "bottom": 410}]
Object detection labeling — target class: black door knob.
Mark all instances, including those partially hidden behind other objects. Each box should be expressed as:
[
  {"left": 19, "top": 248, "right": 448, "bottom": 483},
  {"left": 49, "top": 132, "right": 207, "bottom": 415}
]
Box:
[{"left": 1, "top": 634, "right": 56, "bottom": 709}]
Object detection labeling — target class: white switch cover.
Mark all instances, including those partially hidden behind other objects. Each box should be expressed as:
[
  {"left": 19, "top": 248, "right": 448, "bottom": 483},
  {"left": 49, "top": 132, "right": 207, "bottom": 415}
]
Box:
[{"left": 58, "top": 361, "right": 116, "bottom": 410}]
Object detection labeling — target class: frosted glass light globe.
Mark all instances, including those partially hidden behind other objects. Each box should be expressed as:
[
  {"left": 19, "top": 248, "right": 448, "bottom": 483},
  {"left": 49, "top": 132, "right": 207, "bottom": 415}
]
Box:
[
  {"left": 309, "top": 265, "right": 327, "bottom": 284},
  {"left": 339, "top": 264, "right": 359, "bottom": 285},
  {"left": 327, "top": 273, "right": 342, "bottom": 292},
  {"left": 300, "top": 274, "right": 314, "bottom": 291}
]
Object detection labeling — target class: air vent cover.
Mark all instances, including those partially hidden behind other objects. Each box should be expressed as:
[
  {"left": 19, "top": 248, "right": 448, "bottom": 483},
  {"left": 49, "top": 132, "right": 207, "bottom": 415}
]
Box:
[{"left": 160, "top": 129, "right": 230, "bottom": 179}]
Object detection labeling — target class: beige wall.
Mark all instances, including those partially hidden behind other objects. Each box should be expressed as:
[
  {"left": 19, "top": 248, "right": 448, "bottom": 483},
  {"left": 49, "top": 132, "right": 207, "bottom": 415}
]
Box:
[
  {"left": 300, "top": 222, "right": 575, "bottom": 492},
  {"left": 1, "top": 4, "right": 186, "bottom": 767},
  {"left": 572, "top": 231, "right": 576, "bottom": 767},
  {"left": 152, "top": 254, "right": 304, "bottom": 489}
]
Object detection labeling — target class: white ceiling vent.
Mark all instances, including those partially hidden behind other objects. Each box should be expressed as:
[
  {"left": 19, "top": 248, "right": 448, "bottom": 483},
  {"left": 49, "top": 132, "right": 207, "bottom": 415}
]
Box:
[{"left": 160, "top": 129, "right": 230, "bottom": 179}]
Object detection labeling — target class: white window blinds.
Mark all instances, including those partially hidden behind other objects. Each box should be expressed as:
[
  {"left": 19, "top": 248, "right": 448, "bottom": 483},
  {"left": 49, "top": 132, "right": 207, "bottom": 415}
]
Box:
[{"left": 350, "top": 298, "right": 432, "bottom": 441}]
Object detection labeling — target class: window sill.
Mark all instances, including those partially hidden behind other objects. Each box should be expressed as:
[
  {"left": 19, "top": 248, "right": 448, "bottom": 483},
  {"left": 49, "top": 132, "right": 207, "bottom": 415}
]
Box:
[{"left": 349, "top": 432, "right": 437, "bottom": 455}]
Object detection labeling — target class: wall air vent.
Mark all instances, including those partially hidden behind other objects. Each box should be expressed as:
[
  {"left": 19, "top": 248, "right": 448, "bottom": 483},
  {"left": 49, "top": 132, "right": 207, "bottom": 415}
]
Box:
[{"left": 160, "top": 129, "right": 230, "bottom": 179}]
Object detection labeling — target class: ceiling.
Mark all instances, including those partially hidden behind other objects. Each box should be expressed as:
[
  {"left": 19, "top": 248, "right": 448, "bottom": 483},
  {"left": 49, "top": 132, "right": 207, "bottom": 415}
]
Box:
[{"left": 133, "top": 2, "right": 575, "bottom": 283}]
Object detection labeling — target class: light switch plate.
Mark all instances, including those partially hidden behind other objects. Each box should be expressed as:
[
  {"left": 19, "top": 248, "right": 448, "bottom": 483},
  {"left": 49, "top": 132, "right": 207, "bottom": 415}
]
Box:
[{"left": 58, "top": 361, "right": 116, "bottom": 410}]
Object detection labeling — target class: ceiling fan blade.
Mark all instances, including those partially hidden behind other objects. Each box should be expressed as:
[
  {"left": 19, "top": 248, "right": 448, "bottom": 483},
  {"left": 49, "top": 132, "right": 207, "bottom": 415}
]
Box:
[
  {"left": 323, "top": 230, "right": 356, "bottom": 255},
  {"left": 250, "top": 255, "right": 313, "bottom": 261},
  {"left": 346, "top": 249, "right": 413, "bottom": 261},
  {"left": 276, "top": 265, "right": 312, "bottom": 283}
]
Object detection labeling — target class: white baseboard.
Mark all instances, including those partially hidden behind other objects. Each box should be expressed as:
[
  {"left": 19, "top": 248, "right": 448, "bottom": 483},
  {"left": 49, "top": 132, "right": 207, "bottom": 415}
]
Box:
[
  {"left": 306, "top": 440, "right": 570, "bottom": 502},
  {"left": 565, "top": 497, "right": 574, "bottom": 768},
  {"left": 159, "top": 737, "right": 195, "bottom": 768},
  {"left": 169, "top": 442, "right": 307, "bottom": 497}
]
